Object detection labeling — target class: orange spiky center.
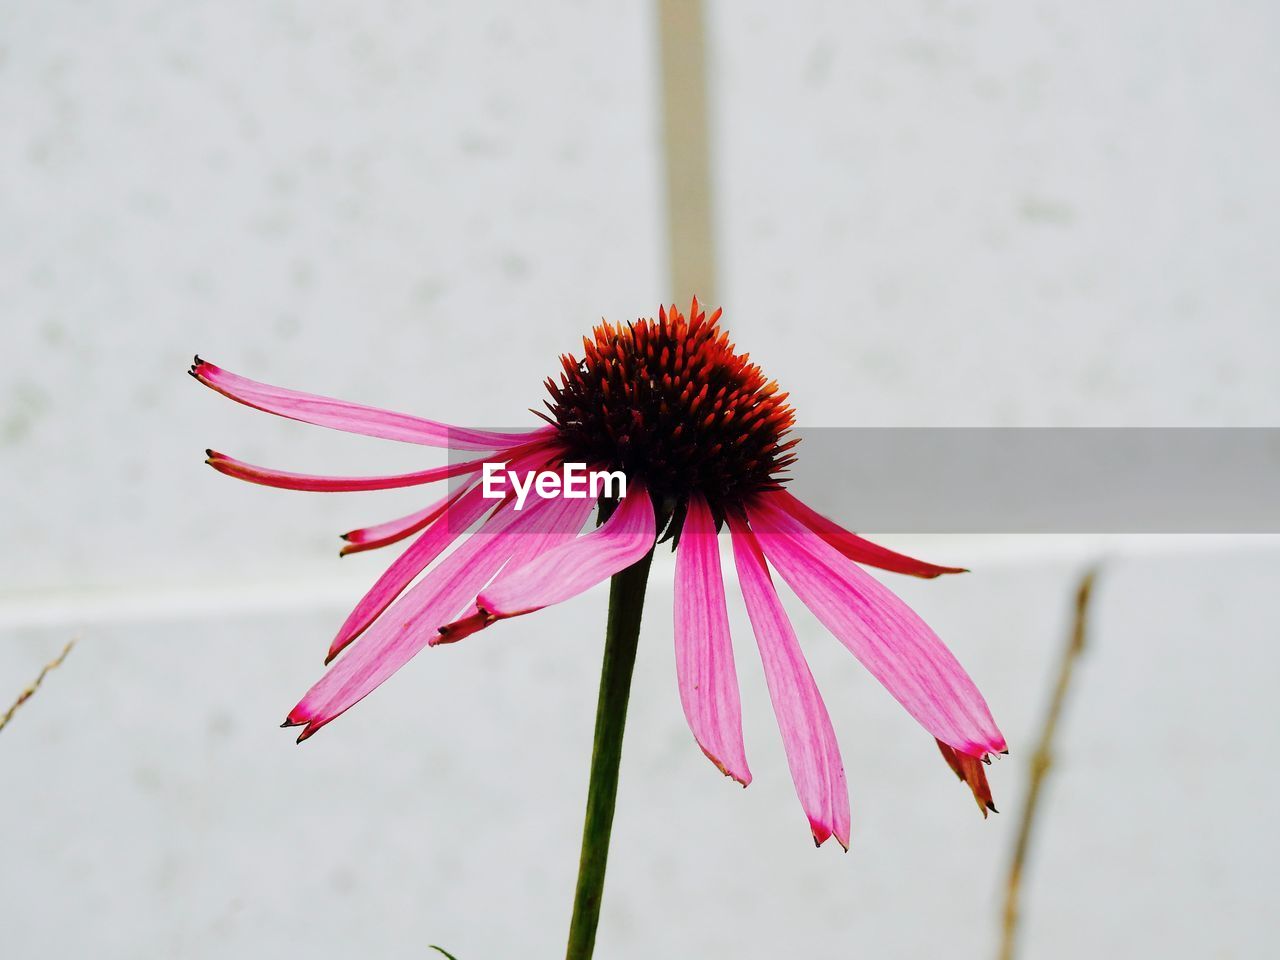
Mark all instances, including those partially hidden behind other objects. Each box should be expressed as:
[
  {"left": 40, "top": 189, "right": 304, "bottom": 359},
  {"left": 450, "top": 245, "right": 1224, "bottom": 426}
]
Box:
[{"left": 543, "top": 300, "right": 798, "bottom": 525}]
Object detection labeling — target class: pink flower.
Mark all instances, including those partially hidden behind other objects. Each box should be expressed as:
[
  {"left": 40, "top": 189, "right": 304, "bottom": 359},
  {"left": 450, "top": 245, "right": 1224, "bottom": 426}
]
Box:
[{"left": 192, "top": 300, "right": 1004, "bottom": 848}]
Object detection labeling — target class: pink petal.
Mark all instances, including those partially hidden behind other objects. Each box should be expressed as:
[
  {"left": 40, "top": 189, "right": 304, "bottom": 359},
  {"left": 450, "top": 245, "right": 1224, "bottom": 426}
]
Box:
[
  {"left": 327, "top": 448, "right": 554, "bottom": 660},
  {"left": 433, "top": 491, "right": 599, "bottom": 644},
  {"left": 191, "top": 357, "right": 553, "bottom": 451},
  {"left": 729, "top": 513, "right": 849, "bottom": 849},
  {"left": 673, "top": 495, "right": 751, "bottom": 786},
  {"left": 326, "top": 481, "right": 493, "bottom": 662},
  {"left": 460, "top": 480, "right": 656, "bottom": 626},
  {"left": 748, "top": 493, "right": 1006, "bottom": 758},
  {"left": 205, "top": 449, "right": 490, "bottom": 493},
  {"left": 488, "top": 489, "right": 598, "bottom": 579},
  {"left": 774, "top": 491, "right": 967, "bottom": 579},
  {"left": 288, "top": 491, "right": 566, "bottom": 739},
  {"left": 340, "top": 496, "right": 456, "bottom": 556}
]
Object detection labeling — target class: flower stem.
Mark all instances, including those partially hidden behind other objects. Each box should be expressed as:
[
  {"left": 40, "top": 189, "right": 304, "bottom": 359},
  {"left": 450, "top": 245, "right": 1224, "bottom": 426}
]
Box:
[{"left": 564, "top": 547, "right": 655, "bottom": 960}]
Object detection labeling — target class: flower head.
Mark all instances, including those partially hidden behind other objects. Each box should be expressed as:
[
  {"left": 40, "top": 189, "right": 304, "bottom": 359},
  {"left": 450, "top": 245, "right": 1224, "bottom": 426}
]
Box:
[
  {"left": 192, "top": 300, "right": 1005, "bottom": 848},
  {"left": 545, "top": 304, "right": 796, "bottom": 527}
]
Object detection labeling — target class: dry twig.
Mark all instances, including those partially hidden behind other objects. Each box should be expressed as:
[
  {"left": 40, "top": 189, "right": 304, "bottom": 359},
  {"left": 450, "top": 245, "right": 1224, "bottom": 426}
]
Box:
[
  {"left": 997, "top": 568, "right": 1099, "bottom": 960},
  {"left": 0, "top": 639, "right": 77, "bottom": 735}
]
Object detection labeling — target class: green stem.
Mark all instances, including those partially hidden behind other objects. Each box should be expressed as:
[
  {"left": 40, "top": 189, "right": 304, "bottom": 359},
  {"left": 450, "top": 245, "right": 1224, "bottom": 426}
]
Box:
[{"left": 564, "top": 548, "right": 655, "bottom": 960}]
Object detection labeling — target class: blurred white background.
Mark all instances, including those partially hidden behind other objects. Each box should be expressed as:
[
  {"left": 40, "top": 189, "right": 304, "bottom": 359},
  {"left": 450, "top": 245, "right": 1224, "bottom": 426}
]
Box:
[{"left": 2, "top": 2, "right": 1278, "bottom": 957}]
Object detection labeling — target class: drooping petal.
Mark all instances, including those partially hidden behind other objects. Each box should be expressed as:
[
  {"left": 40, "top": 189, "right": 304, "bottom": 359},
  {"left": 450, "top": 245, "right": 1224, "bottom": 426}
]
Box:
[
  {"left": 191, "top": 358, "right": 552, "bottom": 451},
  {"left": 327, "top": 449, "right": 554, "bottom": 660},
  {"left": 445, "top": 480, "right": 656, "bottom": 634},
  {"left": 340, "top": 496, "right": 456, "bottom": 556},
  {"left": 205, "top": 449, "right": 490, "bottom": 492},
  {"left": 748, "top": 493, "right": 1006, "bottom": 758},
  {"left": 432, "top": 491, "right": 598, "bottom": 644},
  {"left": 326, "top": 481, "right": 493, "bottom": 662},
  {"left": 936, "top": 738, "right": 997, "bottom": 817},
  {"left": 287, "top": 491, "right": 566, "bottom": 739},
  {"left": 729, "top": 513, "right": 849, "bottom": 849},
  {"left": 673, "top": 495, "right": 751, "bottom": 786},
  {"left": 498, "top": 491, "right": 598, "bottom": 572},
  {"left": 774, "top": 490, "right": 967, "bottom": 579}
]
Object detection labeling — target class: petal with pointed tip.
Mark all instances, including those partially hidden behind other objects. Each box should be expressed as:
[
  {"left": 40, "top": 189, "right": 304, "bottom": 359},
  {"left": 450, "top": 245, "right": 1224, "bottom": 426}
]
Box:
[
  {"left": 774, "top": 490, "right": 967, "bottom": 578},
  {"left": 748, "top": 493, "right": 1006, "bottom": 758},
  {"left": 936, "top": 739, "right": 998, "bottom": 817},
  {"left": 289, "top": 493, "right": 568, "bottom": 738},
  {"left": 205, "top": 450, "right": 489, "bottom": 492},
  {"left": 192, "top": 358, "right": 552, "bottom": 450},
  {"left": 340, "top": 496, "right": 456, "bottom": 556},
  {"left": 326, "top": 481, "right": 494, "bottom": 661},
  {"left": 730, "top": 513, "right": 849, "bottom": 848},
  {"left": 673, "top": 495, "right": 751, "bottom": 786}
]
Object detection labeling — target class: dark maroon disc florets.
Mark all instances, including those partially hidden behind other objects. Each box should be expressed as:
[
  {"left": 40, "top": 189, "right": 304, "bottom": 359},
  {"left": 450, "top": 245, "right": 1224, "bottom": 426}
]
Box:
[{"left": 543, "top": 300, "right": 798, "bottom": 524}]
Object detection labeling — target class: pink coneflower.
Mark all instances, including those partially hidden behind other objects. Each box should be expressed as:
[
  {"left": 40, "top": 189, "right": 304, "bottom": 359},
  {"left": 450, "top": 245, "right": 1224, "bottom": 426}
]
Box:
[{"left": 192, "top": 301, "right": 1004, "bottom": 853}]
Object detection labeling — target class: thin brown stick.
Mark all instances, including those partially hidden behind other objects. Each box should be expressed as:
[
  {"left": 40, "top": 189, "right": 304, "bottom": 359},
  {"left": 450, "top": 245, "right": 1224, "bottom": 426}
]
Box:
[
  {"left": 997, "top": 568, "right": 1099, "bottom": 960},
  {"left": 0, "top": 639, "right": 76, "bottom": 734}
]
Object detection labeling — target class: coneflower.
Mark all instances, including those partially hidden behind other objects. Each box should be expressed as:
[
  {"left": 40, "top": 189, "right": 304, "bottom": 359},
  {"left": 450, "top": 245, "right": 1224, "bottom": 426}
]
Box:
[{"left": 192, "top": 300, "right": 1005, "bottom": 957}]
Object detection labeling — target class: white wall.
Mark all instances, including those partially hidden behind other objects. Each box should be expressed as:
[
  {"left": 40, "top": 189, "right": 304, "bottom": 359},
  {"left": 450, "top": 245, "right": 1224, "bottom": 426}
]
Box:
[{"left": 3, "top": 2, "right": 1278, "bottom": 957}]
